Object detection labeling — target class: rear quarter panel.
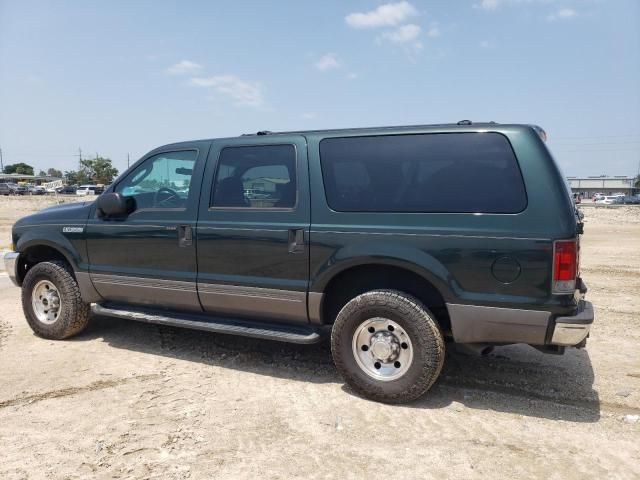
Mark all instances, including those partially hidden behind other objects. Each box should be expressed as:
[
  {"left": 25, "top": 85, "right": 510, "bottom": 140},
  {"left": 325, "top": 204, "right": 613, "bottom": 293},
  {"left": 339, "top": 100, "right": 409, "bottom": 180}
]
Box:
[{"left": 306, "top": 125, "right": 578, "bottom": 315}]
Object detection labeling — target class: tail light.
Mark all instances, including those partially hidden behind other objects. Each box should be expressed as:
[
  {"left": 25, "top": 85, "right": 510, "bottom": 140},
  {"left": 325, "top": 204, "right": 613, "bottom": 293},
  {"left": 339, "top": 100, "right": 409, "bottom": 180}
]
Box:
[{"left": 552, "top": 240, "right": 577, "bottom": 294}]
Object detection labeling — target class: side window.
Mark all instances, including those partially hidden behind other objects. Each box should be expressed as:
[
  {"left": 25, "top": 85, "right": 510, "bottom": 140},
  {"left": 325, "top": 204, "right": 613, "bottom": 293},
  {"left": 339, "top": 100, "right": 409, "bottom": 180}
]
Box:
[
  {"left": 115, "top": 151, "right": 197, "bottom": 210},
  {"left": 319, "top": 133, "right": 527, "bottom": 213},
  {"left": 211, "top": 144, "right": 296, "bottom": 209}
]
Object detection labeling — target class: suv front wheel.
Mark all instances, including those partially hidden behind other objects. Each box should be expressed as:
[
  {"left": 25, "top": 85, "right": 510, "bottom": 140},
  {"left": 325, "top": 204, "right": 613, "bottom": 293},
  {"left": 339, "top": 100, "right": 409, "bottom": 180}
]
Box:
[
  {"left": 331, "top": 290, "right": 445, "bottom": 404},
  {"left": 21, "top": 260, "right": 91, "bottom": 339}
]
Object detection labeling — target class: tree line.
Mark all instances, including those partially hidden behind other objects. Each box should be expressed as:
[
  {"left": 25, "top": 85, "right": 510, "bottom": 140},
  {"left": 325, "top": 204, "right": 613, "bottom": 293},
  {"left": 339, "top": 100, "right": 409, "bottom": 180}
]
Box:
[{"left": 2, "top": 157, "right": 119, "bottom": 185}]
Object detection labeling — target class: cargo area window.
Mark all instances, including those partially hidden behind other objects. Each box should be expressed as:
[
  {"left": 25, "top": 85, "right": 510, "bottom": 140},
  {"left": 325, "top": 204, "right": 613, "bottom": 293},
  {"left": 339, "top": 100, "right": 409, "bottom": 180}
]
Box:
[
  {"left": 211, "top": 144, "right": 297, "bottom": 209},
  {"left": 319, "top": 133, "right": 527, "bottom": 213}
]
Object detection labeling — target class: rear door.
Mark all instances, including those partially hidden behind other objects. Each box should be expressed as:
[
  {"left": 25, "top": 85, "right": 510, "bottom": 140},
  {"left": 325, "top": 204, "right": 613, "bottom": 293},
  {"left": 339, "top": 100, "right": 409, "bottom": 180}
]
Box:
[{"left": 196, "top": 135, "right": 310, "bottom": 324}]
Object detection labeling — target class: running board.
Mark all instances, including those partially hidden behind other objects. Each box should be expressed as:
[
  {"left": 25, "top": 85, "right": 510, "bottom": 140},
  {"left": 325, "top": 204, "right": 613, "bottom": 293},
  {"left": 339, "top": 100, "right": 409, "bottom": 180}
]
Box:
[{"left": 92, "top": 303, "right": 323, "bottom": 344}]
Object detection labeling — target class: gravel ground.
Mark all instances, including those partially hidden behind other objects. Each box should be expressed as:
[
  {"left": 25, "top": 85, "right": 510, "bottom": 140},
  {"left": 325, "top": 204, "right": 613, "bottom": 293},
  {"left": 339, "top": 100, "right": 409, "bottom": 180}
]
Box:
[{"left": 0, "top": 201, "right": 638, "bottom": 479}]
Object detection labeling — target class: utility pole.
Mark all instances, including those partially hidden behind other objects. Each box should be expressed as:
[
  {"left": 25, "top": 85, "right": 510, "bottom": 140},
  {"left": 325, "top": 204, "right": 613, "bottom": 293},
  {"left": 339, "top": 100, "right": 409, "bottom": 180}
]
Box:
[
  {"left": 0, "top": 147, "right": 4, "bottom": 174},
  {"left": 127, "top": 153, "right": 130, "bottom": 168}
]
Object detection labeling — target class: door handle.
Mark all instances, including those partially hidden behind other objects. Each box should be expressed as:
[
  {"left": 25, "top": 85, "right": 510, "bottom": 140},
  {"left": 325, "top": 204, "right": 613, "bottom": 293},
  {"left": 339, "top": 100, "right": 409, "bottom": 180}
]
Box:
[
  {"left": 288, "top": 228, "right": 304, "bottom": 254},
  {"left": 178, "top": 225, "right": 193, "bottom": 247}
]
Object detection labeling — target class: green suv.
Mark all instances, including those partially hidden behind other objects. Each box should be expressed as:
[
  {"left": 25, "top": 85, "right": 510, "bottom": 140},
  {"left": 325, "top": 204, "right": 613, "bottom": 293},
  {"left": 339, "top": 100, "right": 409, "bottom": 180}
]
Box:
[{"left": 3, "top": 122, "right": 593, "bottom": 403}]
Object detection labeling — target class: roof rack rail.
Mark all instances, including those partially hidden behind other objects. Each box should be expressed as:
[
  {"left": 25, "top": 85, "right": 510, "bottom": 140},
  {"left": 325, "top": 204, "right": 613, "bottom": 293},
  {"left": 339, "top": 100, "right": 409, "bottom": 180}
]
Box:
[
  {"left": 257, "top": 130, "right": 272, "bottom": 136},
  {"left": 457, "top": 120, "right": 472, "bottom": 125}
]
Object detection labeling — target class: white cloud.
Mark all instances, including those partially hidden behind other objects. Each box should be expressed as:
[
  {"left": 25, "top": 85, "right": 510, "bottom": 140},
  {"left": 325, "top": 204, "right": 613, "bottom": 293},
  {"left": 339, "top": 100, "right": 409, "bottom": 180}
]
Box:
[
  {"left": 427, "top": 25, "right": 440, "bottom": 38},
  {"left": 301, "top": 112, "right": 317, "bottom": 120},
  {"left": 480, "top": 40, "right": 491, "bottom": 48},
  {"left": 547, "top": 7, "right": 577, "bottom": 21},
  {"left": 346, "top": 72, "right": 358, "bottom": 80},
  {"left": 189, "top": 75, "right": 264, "bottom": 107},
  {"left": 474, "top": 0, "right": 499, "bottom": 10},
  {"left": 166, "top": 60, "right": 203, "bottom": 76},
  {"left": 346, "top": 1, "right": 418, "bottom": 29},
  {"left": 314, "top": 53, "right": 341, "bottom": 71},
  {"left": 380, "top": 24, "right": 421, "bottom": 44}
]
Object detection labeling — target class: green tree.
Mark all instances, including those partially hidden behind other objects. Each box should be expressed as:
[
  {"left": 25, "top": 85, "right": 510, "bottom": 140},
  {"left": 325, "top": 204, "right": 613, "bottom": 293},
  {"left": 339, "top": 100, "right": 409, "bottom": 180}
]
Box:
[
  {"left": 38, "top": 170, "right": 47, "bottom": 176},
  {"left": 64, "top": 170, "right": 79, "bottom": 185},
  {"left": 78, "top": 157, "right": 119, "bottom": 184},
  {"left": 3, "top": 163, "right": 34, "bottom": 175},
  {"left": 47, "top": 168, "right": 63, "bottom": 178}
]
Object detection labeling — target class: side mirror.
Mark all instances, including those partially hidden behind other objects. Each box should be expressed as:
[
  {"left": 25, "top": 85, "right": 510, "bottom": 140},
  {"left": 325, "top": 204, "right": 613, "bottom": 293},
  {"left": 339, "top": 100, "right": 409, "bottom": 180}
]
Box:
[{"left": 96, "top": 192, "right": 134, "bottom": 218}]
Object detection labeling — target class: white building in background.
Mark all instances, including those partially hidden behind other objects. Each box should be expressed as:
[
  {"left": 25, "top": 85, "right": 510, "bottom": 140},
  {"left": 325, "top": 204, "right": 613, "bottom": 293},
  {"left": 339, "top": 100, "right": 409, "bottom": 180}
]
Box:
[{"left": 566, "top": 175, "right": 637, "bottom": 198}]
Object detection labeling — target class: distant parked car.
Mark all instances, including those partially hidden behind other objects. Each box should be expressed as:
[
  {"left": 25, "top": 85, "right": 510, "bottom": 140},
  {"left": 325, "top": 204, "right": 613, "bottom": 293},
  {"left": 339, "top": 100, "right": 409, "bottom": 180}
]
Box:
[
  {"left": 596, "top": 196, "right": 623, "bottom": 205},
  {"left": 0, "top": 183, "right": 18, "bottom": 195},
  {"left": 15, "top": 185, "right": 28, "bottom": 195},
  {"left": 76, "top": 185, "right": 100, "bottom": 196},
  {"left": 32, "top": 186, "right": 46, "bottom": 195},
  {"left": 58, "top": 185, "right": 77, "bottom": 194},
  {"left": 623, "top": 195, "right": 640, "bottom": 205}
]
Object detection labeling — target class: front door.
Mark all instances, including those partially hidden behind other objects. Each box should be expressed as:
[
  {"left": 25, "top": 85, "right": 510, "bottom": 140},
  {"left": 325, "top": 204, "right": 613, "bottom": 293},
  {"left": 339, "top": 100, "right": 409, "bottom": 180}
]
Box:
[
  {"left": 86, "top": 143, "right": 210, "bottom": 311},
  {"left": 196, "top": 136, "right": 310, "bottom": 323}
]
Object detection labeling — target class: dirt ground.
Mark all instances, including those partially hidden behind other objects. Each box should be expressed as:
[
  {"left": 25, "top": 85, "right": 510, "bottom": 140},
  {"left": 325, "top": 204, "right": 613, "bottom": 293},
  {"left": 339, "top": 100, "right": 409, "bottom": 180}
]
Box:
[
  {"left": 0, "top": 199, "right": 638, "bottom": 479},
  {"left": 0, "top": 195, "right": 87, "bottom": 250}
]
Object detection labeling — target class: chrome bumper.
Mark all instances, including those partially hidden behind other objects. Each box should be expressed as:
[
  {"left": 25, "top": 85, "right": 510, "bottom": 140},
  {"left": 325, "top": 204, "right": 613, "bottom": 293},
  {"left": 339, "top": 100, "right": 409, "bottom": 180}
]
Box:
[
  {"left": 3, "top": 251, "right": 20, "bottom": 286},
  {"left": 551, "top": 300, "right": 594, "bottom": 346}
]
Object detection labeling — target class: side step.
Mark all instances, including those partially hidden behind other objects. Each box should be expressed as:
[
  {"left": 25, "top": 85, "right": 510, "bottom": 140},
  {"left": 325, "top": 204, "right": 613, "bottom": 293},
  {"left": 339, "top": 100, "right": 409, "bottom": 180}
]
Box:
[{"left": 92, "top": 303, "right": 323, "bottom": 344}]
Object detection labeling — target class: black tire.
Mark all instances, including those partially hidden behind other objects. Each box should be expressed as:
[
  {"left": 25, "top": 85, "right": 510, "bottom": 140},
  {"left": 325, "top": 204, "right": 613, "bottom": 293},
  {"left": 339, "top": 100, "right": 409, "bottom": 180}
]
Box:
[
  {"left": 331, "top": 289, "right": 445, "bottom": 404},
  {"left": 21, "top": 260, "right": 91, "bottom": 339}
]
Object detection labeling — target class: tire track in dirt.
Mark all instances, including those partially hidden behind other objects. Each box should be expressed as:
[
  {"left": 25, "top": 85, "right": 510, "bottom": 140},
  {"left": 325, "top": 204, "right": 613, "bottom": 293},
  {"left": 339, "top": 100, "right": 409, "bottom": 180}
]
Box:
[
  {"left": 0, "top": 373, "right": 161, "bottom": 409},
  {"left": 437, "top": 379, "right": 640, "bottom": 415},
  {"left": 0, "top": 319, "right": 10, "bottom": 351}
]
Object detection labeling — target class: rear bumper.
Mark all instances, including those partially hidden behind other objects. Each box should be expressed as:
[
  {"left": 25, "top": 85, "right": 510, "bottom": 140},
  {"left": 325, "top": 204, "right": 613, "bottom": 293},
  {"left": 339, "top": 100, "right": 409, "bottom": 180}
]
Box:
[
  {"left": 447, "top": 299, "right": 594, "bottom": 348},
  {"left": 3, "top": 251, "right": 20, "bottom": 286},
  {"left": 550, "top": 300, "right": 594, "bottom": 346}
]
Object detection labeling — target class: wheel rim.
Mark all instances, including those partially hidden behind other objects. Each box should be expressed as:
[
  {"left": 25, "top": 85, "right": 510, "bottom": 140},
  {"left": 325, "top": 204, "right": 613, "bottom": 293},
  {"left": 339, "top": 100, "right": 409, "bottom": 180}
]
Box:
[
  {"left": 31, "top": 280, "right": 62, "bottom": 325},
  {"left": 352, "top": 317, "right": 413, "bottom": 382}
]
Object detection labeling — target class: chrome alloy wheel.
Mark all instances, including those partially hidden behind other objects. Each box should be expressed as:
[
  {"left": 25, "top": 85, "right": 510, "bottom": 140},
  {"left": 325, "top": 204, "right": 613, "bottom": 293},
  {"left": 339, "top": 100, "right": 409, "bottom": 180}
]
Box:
[
  {"left": 31, "top": 280, "right": 62, "bottom": 324},
  {"left": 352, "top": 317, "right": 413, "bottom": 381}
]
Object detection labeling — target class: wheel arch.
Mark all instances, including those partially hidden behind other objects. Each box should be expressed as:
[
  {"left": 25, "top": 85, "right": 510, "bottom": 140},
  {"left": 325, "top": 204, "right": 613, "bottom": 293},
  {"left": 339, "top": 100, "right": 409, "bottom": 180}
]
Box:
[
  {"left": 15, "top": 239, "right": 78, "bottom": 284},
  {"left": 14, "top": 235, "right": 101, "bottom": 303},
  {"left": 313, "top": 259, "right": 453, "bottom": 335}
]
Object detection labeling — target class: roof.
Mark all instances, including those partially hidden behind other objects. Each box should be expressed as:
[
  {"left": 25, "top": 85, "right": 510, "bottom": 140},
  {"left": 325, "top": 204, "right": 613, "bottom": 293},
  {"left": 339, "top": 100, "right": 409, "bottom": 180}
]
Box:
[
  {"left": 155, "top": 121, "right": 542, "bottom": 153},
  {"left": 240, "top": 121, "right": 505, "bottom": 137},
  {"left": 0, "top": 173, "right": 62, "bottom": 181},
  {"left": 566, "top": 175, "right": 636, "bottom": 180}
]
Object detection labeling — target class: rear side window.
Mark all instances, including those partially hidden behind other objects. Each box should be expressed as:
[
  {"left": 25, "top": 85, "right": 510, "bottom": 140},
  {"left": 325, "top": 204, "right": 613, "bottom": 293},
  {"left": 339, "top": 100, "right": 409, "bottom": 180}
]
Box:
[
  {"left": 319, "top": 133, "right": 527, "bottom": 213},
  {"left": 211, "top": 144, "right": 297, "bottom": 209}
]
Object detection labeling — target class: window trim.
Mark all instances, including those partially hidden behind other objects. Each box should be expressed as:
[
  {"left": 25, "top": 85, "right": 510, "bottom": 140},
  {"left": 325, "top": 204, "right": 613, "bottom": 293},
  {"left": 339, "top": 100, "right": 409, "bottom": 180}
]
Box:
[
  {"left": 113, "top": 148, "right": 199, "bottom": 215},
  {"left": 318, "top": 132, "right": 528, "bottom": 215},
  {"left": 208, "top": 143, "right": 299, "bottom": 212}
]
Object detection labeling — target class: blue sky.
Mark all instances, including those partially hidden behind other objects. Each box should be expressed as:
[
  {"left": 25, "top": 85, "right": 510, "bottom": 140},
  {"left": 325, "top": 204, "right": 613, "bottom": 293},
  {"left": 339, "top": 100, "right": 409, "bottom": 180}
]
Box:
[{"left": 0, "top": 0, "right": 638, "bottom": 176}]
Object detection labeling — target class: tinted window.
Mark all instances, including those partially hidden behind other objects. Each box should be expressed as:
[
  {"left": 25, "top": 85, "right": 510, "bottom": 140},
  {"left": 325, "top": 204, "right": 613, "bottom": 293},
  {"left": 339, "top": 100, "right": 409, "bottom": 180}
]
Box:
[
  {"left": 115, "top": 150, "right": 197, "bottom": 210},
  {"left": 212, "top": 145, "right": 296, "bottom": 208},
  {"left": 320, "top": 133, "right": 526, "bottom": 213}
]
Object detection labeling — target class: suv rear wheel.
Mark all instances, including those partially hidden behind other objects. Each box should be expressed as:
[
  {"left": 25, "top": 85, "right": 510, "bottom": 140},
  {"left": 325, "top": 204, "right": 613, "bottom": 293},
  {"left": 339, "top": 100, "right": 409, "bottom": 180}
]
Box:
[
  {"left": 21, "top": 260, "right": 91, "bottom": 339},
  {"left": 331, "top": 290, "right": 445, "bottom": 403}
]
